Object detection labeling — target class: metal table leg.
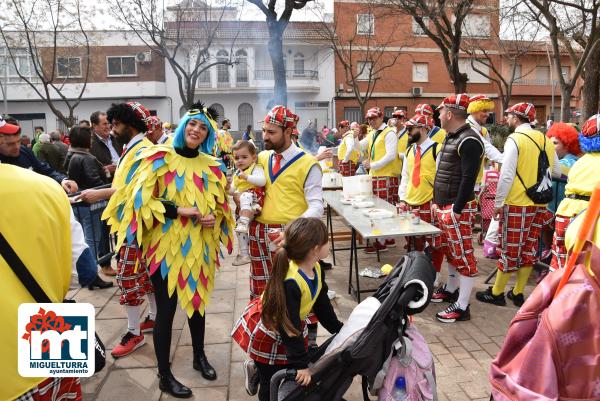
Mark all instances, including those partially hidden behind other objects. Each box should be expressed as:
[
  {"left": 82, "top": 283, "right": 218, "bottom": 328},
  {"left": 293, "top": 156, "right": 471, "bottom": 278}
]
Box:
[
  {"left": 353, "top": 228, "right": 362, "bottom": 302},
  {"left": 348, "top": 226, "right": 354, "bottom": 295},
  {"left": 327, "top": 204, "right": 336, "bottom": 266}
]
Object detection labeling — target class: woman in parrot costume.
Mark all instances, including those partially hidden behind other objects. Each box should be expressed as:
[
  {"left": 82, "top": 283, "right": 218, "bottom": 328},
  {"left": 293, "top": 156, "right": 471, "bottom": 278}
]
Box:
[{"left": 104, "top": 102, "right": 234, "bottom": 398}]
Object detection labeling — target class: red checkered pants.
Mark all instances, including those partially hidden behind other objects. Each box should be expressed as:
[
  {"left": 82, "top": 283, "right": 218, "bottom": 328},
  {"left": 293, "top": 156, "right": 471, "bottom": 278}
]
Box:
[
  {"left": 248, "top": 221, "right": 284, "bottom": 299},
  {"left": 497, "top": 205, "right": 546, "bottom": 273},
  {"left": 15, "top": 378, "right": 81, "bottom": 401},
  {"left": 372, "top": 176, "right": 399, "bottom": 205},
  {"left": 550, "top": 214, "right": 573, "bottom": 271},
  {"left": 339, "top": 161, "right": 358, "bottom": 177},
  {"left": 117, "top": 244, "right": 154, "bottom": 306},
  {"left": 232, "top": 297, "right": 308, "bottom": 365},
  {"left": 435, "top": 201, "right": 478, "bottom": 277},
  {"left": 407, "top": 201, "right": 443, "bottom": 272}
]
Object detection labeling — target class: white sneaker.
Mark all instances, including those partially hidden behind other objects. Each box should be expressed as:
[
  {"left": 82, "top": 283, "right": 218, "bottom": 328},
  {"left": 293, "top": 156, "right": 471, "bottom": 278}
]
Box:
[
  {"left": 232, "top": 254, "right": 251, "bottom": 266},
  {"left": 327, "top": 290, "right": 337, "bottom": 299},
  {"left": 235, "top": 221, "right": 249, "bottom": 234}
]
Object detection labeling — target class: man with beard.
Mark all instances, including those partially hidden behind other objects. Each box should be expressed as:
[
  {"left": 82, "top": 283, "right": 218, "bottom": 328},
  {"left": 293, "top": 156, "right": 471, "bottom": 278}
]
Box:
[
  {"left": 397, "top": 114, "right": 444, "bottom": 286},
  {"left": 431, "top": 94, "right": 484, "bottom": 323},
  {"left": 80, "top": 102, "right": 158, "bottom": 358},
  {"left": 415, "top": 103, "right": 447, "bottom": 145},
  {"left": 476, "top": 103, "right": 560, "bottom": 307},
  {"left": 248, "top": 105, "right": 323, "bottom": 299}
]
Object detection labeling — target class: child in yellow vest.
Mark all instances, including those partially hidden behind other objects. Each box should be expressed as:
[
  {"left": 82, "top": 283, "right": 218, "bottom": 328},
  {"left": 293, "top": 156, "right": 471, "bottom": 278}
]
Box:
[
  {"left": 398, "top": 114, "right": 444, "bottom": 285},
  {"left": 231, "top": 141, "right": 266, "bottom": 265},
  {"left": 232, "top": 218, "right": 343, "bottom": 400}
]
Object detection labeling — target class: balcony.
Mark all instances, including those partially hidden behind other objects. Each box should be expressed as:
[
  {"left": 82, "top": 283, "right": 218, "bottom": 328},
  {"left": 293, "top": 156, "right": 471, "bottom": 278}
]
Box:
[
  {"left": 511, "top": 79, "right": 558, "bottom": 97},
  {"left": 254, "top": 70, "right": 318, "bottom": 80},
  {"left": 513, "top": 79, "right": 554, "bottom": 86}
]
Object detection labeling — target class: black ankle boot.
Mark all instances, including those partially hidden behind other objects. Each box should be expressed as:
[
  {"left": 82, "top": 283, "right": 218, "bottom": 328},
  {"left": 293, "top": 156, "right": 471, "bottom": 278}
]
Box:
[
  {"left": 158, "top": 371, "right": 192, "bottom": 398},
  {"left": 88, "top": 274, "right": 113, "bottom": 290},
  {"left": 193, "top": 351, "right": 217, "bottom": 380}
]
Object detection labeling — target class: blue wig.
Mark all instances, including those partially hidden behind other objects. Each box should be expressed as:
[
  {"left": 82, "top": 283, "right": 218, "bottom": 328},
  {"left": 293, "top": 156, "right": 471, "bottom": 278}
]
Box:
[
  {"left": 579, "top": 133, "right": 600, "bottom": 153},
  {"left": 173, "top": 103, "right": 219, "bottom": 155}
]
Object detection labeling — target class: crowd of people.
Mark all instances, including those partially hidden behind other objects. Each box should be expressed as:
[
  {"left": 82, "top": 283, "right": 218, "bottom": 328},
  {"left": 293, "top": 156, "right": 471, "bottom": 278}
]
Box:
[{"left": 1, "top": 90, "right": 599, "bottom": 401}]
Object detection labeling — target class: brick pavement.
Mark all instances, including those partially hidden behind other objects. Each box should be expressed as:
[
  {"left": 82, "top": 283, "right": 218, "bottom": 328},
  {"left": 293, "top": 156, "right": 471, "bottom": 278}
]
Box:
[{"left": 78, "top": 213, "right": 536, "bottom": 401}]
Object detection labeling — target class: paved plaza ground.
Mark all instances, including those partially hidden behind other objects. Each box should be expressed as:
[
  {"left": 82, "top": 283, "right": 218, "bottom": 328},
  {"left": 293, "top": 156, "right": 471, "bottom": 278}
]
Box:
[{"left": 74, "top": 213, "right": 534, "bottom": 401}]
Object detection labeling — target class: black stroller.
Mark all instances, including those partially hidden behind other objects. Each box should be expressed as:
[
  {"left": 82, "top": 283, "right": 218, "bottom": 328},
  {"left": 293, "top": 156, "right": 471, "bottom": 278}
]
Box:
[{"left": 270, "top": 251, "right": 436, "bottom": 401}]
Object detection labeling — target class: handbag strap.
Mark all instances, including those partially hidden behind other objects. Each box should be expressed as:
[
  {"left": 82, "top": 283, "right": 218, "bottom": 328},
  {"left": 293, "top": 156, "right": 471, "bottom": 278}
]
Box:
[{"left": 0, "top": 230, "right": 51, "bottom": 303}]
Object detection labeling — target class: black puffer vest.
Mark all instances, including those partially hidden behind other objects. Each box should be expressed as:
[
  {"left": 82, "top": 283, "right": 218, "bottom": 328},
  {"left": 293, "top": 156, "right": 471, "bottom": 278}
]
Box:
[{"left": 434, "top": 124, "right": 484, "bottom": 206}]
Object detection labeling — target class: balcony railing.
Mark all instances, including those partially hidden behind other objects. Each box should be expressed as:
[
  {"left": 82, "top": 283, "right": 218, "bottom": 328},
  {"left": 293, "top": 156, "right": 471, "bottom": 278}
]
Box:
[
  {"left": 513, "top": 79, "right": 555, "bottom": 86},
  {"left": 255, "top": 70, "right": 318, "bottom": 80}
]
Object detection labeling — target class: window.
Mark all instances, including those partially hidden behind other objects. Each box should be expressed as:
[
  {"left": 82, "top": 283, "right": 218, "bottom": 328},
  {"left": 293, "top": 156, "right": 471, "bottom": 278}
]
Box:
[
  {"left": 216, "top": 50, "right": 229, "bottom": 86},
  {"left": 238, "top": 103, "right": 253, "bottom": 130},
  {"left": 383, "top": 107, "right": 395, "bottom": 118},
  {"left": 412, "top": 17, "right": 429, "bottom": 36},
  {"left": 210, "top": 103, "right": 225, "bottom": 125},
  {"left": 294, "top": 53, "right": 305, "bottom": 76},
  {"left": 458, "top": 59, "right": 489, "bottom": 83},
  {"left": 462, "top": 15, "right": 490, "bottom": 38},
  {"left": 0, "top": 48, "right": 38, "bottom": 83},
  {"left": 344, "top": 107, "right": 361, "bottom": 123},
  {"left": 57, "top": 57, "right": 81, "bottom": 78},
  {"left": 107, "top": 56, "right": 136, "bottom": 77},
  {"left": 412, "top": 63, "right": 428, "bottom": 82},
  {"left": 197, "top": 68, "right": 211, "bottom": 88},
  {"left": 356, "top": 61, "right": 373, "bottom": 81},
  {"left": 536, "top": 66, "right": 550, "bottom": 82},
  {"left": 513, "top": 64, "right": 522, "bottom": 82},
  {"left": 357, "top": 14, "right": 374, "bottom": 35},
  {"left": 561, "top": 66, "right": 570, "bottom": 80},
  {"left": 235, "top": 49, "right": 248, "bottom": 85}
]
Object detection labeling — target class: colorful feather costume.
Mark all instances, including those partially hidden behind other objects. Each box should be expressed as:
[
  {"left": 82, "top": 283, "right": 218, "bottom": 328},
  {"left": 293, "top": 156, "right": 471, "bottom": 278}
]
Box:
[{"left": 104, "top": 104, "right": 234, "bottom": 317}]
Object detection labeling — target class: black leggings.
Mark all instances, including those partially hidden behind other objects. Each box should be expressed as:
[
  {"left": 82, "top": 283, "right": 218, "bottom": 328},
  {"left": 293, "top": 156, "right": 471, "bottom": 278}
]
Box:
[
  {"left": 256, "top": 362, "right": 287, "bottom": 401},
  {"left": 151, "top": 272, "right": 206, "bottom": 374}
]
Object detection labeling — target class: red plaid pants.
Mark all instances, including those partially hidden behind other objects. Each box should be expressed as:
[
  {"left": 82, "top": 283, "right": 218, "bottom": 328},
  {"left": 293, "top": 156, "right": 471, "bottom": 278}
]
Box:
[
  {"left": 497, "top": 205, "right": 546, "bottom": 272},
  {"left": 339, "top": 161, "right": 358, "bottom": 177},
  {"left": 407, "top": 201, "right": 444, "bottom": 272},
  {"left": 372, "top": 176, "right": 399, "bottom": 205},
  {"left": 15, "top": 378, "right": 81, "bottom": 401},
  {"left": 435, "top": 201, "right": 478, "bottom": 277},
  {"left": 116, "top": 244, "right": 154, "bottom": 306},
  {"left": 248, "top": 221, "right": 284, "bottom": 299},
  {"left": 550, "top": 214, "right": 573, "bottom": 271},
  {"left": 232, "top": 297, "right": 308, "bottom": 365}
]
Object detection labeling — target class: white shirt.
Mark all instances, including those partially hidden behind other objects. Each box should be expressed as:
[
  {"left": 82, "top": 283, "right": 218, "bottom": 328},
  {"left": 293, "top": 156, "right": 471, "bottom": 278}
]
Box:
[
  {"left": 341, "top": 133, "right": 357, "bottom": 163},
  {"left": 494, "top": 123, "right": 562, "bottom": 208},
  {"left": 467, "top": 116, "right": 504, "bottom": 164},
  {"left": 398, "top": 138, "right": 435, "bottom": 201},
  {"left": 95, "top": 132, "right": 120, "bottom": 165},
  {"left": 274, "top": 143, "right": 324, "bottom": 219},
  {"left": 359, "top": 123, "right": 397, "bottom": 170}
]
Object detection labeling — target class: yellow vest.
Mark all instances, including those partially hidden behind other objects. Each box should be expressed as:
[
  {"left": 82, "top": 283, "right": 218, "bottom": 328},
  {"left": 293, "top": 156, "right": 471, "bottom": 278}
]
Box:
[
  {"left": 338, "top": 133, "right": 359, "bottom": 164},
  {"left": 369, "top": 126, "right": 401, "bottom": 177},
  {"left": 256, "top": 150, "right": 319, "bottom": 225},
  {"left": 403, "top": 142, "right": 438, "bottom": 206},
  {"left": 428, "top": 126, "right": 447, "bottom": 145},
  {"left": 0, "top": 165, "right": 72, "bottom": 401},
  {"left": 505, "top": 129, "right": 556, "bottom": 206},
  {"left": 233, "top": 163, "right": 261, "bottom": 193},
  {"left": 397, "top": 128, "right": 409, "bottom": 174},
  {"left": 284, "top": 261, "right": 323, "bottom": 320},
  {"left": 112, "top": 137, "right": 153, "bottom": 190},
  {"left": 564, "top": 211, "right": 600, "bottom": 274},
  {"left": 557, "top": 153, "right": 600, "bottom": 217}
]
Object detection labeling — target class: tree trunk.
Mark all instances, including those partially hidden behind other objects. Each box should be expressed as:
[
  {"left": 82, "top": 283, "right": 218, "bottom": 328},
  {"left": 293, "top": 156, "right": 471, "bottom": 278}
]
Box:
[
  {"left": 359, "top": 101, "right": 366, "bottom": 123},
  {"left": 559, "top": 86, "right": 572, "bottom": 122},
  {"left": 268, "top": 22, "right": 287, "bottom": 106},
  {"left": 581, "top": 44, "right": 600, "bottom": 121},
  {"left": 453, "top": 72, "right": 468, "bottom": 93}
]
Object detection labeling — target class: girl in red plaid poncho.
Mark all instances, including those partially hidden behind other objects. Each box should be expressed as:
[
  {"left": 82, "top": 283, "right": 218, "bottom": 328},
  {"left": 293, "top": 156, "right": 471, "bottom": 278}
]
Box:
[{"left": 232, "top": 217, "right": 343, "bottom": 401}]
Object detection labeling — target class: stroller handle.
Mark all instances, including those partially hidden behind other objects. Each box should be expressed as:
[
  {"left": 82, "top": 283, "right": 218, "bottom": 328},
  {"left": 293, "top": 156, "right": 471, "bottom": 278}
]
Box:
[
  {"left": 270, "top": 369, "right": 297, "bottom": 401},
  {"left": 396, "top": 282, "right": 421, "bottom": 309}
]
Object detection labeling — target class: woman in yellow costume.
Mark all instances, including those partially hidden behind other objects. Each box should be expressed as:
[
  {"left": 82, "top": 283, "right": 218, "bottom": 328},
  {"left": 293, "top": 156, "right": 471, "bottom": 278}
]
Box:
[{"left": 104, "top": 102, "right": 234, "bottom": 398}]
